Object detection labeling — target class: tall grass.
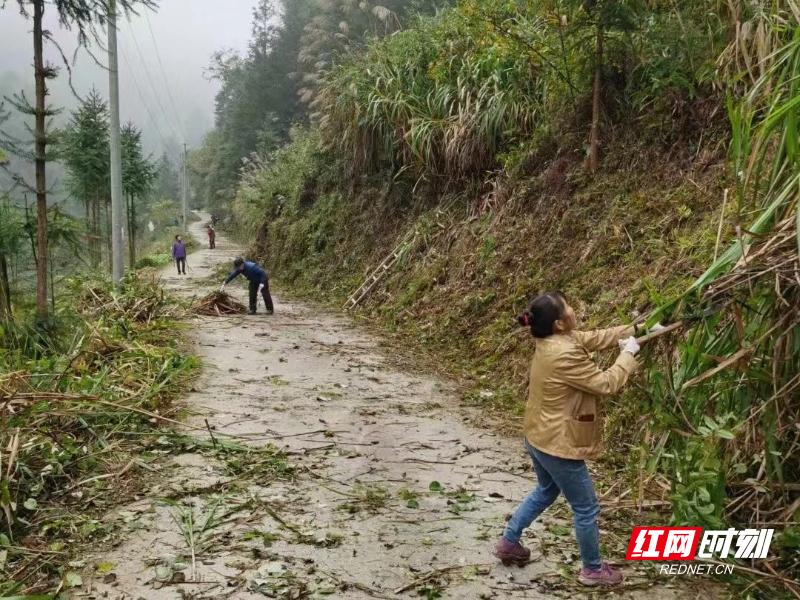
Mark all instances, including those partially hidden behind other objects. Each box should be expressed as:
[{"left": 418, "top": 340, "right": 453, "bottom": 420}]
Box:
[
  {"left": 314, "top": 1, "right": 733, "bottom": 183},
  {"left": 316, "top": 8, "right": 553, "bottom": 180}
]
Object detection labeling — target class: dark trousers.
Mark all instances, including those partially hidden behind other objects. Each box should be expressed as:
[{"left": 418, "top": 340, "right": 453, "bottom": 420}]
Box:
[
  {"left": 248, "top": 277, "right": 274, "bottom": 313},
  {"left": 176, "top": 258, "right": 186, "bottom": 274},
  {"left": 209, "top": 236, "right": 215, "bottom": 249}
]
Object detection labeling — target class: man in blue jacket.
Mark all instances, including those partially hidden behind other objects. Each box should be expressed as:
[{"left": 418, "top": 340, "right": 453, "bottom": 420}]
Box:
[{"left": 220, "top": 257, "right": 274, "bottom": 315}]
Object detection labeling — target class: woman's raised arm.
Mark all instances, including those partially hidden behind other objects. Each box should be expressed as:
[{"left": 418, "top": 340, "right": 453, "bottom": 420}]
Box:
[
  {"left": 556, "top": 344, "right": 638, "bottom": 396},
  {"left": 572, "top": 325, "right": 635, "bottom": 352}
]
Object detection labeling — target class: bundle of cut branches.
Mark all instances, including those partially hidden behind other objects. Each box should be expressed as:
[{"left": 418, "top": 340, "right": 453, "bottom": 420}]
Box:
[
  {"left": 195, "top": 291, "right": 248, "bottom": 316},
  {"left": 76, "top": 274, "right": 182, "bottom": 323}
]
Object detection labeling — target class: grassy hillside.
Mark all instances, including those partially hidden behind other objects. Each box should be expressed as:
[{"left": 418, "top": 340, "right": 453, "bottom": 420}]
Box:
[{"left": 242, "top": 126, "right": 728, "bottom": 422}]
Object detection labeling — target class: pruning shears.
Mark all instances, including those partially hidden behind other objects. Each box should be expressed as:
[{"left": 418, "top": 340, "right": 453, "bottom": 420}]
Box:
[{"left": 635, "top": 304, "right": 725, "bottom": 344}]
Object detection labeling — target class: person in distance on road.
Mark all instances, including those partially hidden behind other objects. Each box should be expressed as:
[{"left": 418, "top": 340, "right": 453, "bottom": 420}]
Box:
[
  {"left": 172, "top": 234, "right": 187, "bottom": 275},
  {"left": 220, "top": 257, "right": 274, "bottom": 315},
  {"left": 495, "top": 291, "right": 661, "bottom": 587},
  {"left": 207, "top": 224, "right": 216, "bottom": 249}
]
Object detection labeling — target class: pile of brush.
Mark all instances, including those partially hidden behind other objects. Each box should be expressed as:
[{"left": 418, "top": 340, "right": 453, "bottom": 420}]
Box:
[
  {"left": 0, "top": 279, "right": 198, "bottom": 583},
  {"left": 75, "top": 274, "right": 181, "bottom": 323},
  {"left": 195, "top": 291, "right": 248, "bottom": 316}
]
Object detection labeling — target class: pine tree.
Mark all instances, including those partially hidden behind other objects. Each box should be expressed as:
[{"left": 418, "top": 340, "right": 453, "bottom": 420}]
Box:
[
  {"left": 121, "top": 122, "right": 155, "bottom": 266},
  {"left": 60, "top": 89, "right": 110, "bottom": 267},
  {"left": 0, "top": 199, "right": 24, "bottom": 321},
  {"left": 3, "top": 0, "right": 156, "bottom": 319}
]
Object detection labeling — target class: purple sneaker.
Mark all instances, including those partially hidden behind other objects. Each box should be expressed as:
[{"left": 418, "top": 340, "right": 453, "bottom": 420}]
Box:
[
  {"left": 578, "top": 562, "right": 623, "bottom": 586},
  {"left": 494, "top": 537, "right": 531, "bottom": 567}
]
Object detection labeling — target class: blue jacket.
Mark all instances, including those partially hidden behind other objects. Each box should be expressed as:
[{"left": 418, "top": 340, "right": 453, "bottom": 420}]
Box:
[{"left": 225, "top": 261, "right": 267, "bottom": 284}]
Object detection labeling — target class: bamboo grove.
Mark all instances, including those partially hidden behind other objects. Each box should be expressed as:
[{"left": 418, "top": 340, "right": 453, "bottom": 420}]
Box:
[{"left": 643, "top": 13, "right": 800, "bottom": 587}]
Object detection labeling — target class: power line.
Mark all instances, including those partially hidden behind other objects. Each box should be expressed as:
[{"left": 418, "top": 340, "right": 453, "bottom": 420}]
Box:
[
  {"left": 123, "top": 25, "right": 183, "bottom": 143},
  {"left": 118, "top": 45, "right": 172, "bottom": 151},
  {"left": 118, "top": 46, "right": 166, "bottom": 141},
  {"left": 125, "top": 28, "right": 183, "bottom": 143},
  {"left": 143, "top": 11, "right": 186, "bottom": 141}
]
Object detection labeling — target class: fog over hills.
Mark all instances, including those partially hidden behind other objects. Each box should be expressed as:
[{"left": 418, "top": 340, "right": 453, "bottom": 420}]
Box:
[{"left": 0, "top": 0, "right": 255, "bottom": 159}]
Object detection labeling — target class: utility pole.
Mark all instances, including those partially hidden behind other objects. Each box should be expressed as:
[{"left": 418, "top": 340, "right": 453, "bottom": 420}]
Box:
[
  {"left": 108, "top": 0, "right": 125, "bottom": 285},
  {"left": 182, "top": 142, "right": 188, "bottom": 233}
]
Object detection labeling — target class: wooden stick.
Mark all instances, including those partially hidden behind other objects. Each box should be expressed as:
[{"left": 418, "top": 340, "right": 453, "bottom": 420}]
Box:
[
  {"left": 635, "top": 320, "right": 685, "bottom": 344},
  {"left": 681, "top": 346, "right": 753, "bottom": 390},
  {"left": 204, "top": 418, "right": 218, "bottom": 448},
  {"left": 679, "top": 314, "right": 788, "bottom": 391}
]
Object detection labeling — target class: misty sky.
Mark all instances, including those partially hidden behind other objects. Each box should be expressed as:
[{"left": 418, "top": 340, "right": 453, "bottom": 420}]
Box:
[{"left": 0, "top": 0, "right": 257, "bottom": 156}]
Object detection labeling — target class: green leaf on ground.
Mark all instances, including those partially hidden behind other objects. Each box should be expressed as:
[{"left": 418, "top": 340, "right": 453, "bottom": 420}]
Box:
[
  {"left": 63, "top": 572, "right": 83, "bottom": 588},
  {"left": 95, "top": 561, "right": 116, "bottom": 574}
]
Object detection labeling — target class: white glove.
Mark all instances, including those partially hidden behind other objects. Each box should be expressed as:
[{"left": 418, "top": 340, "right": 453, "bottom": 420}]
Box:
[
  {"left": 219, "top": 283, "right": 226, "bottom": 293},
  {"left": 258, "top": 283, "right": 264, "bottom": 293},
  {"left": 648, "top": 322, "right": 665, "bottom": 334},
  {"left": 619, "top": 336, "right": 640, "bottom": 356}
]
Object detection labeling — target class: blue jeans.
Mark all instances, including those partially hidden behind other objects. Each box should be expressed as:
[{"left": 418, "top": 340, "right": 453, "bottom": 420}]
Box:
[{"left": 503, "top": 440, "right": 602, "bottom": 569}]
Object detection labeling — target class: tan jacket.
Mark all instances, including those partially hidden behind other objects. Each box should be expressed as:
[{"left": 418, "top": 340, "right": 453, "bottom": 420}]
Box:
[{"left": 523, "top": 325, "right": 638, "bottom": 460}]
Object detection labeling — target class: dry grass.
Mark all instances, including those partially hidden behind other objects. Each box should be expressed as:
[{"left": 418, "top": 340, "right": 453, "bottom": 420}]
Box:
[
  {"left": 194, "top": 291, "right": 248, "bottom": 316},
  {"left": 0, "top": 274, "right": 199, "bottom": 594}
]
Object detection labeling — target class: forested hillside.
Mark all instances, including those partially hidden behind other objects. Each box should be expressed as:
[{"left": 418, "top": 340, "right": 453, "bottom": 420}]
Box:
[{"left": 192, "top": 0, "right": 800, "bottom": 592}]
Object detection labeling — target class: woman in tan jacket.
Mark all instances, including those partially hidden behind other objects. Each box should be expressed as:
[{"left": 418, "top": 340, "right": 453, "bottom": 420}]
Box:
[{"left": 494, "top": 291, "right": 654, "bottom": 587}]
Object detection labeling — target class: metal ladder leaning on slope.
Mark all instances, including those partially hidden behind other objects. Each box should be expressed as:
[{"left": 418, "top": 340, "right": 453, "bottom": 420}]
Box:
[{"left": 344, "top": 232, "right": 417, "bottom": 310}]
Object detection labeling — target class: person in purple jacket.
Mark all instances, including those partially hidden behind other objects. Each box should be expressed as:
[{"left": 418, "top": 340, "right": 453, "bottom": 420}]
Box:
[{"left": 172, "top": 234, "right": 187, "bottom": 275}]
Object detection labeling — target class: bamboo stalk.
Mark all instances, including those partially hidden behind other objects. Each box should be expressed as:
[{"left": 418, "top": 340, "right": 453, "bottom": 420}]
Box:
[{"left": 635, "top": 320, "right": 686, "bottom": 344}]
